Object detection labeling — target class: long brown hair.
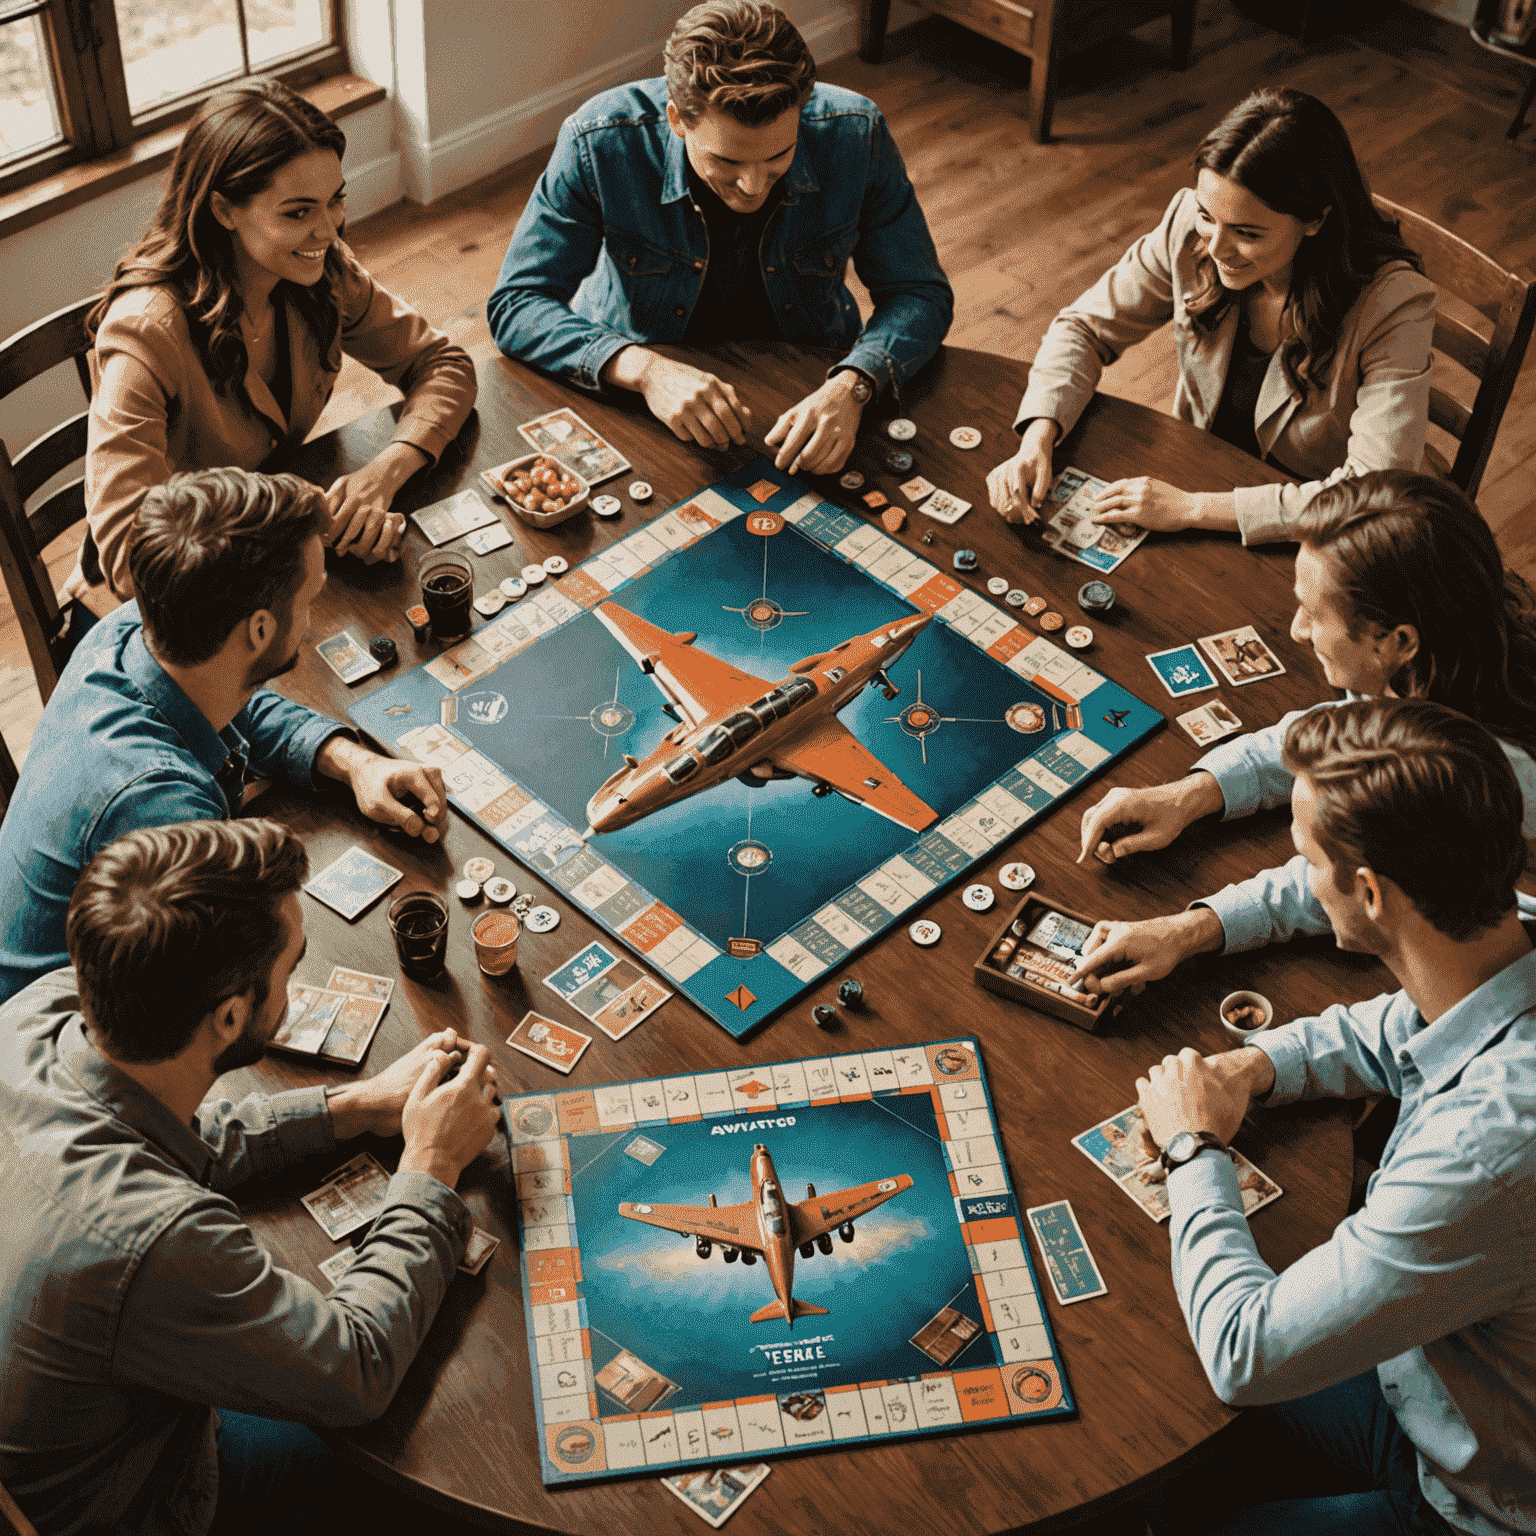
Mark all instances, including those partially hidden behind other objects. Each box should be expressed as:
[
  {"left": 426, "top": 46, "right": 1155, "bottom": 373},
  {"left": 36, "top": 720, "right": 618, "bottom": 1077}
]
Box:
[
  {"left": 1186, "top": 88, "right": 1424, "bottom": 397},
  {"left": 1295, "top": 470, "right": 1536, "bottom": 756},
  {"left": 88, "top": 77, "right": 347, "bottom": 395}
]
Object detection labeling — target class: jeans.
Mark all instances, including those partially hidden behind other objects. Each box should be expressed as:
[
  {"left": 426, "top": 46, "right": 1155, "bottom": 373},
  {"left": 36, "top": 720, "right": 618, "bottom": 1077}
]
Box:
[{"left": 1147, "top": 1372, "right": 1458, "bottom": 1535}]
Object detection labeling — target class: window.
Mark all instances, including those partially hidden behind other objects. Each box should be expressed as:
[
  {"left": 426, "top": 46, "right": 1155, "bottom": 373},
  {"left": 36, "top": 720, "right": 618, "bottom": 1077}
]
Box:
[{"left": 0, "top": 0, "right": 344, "bottom": 199}]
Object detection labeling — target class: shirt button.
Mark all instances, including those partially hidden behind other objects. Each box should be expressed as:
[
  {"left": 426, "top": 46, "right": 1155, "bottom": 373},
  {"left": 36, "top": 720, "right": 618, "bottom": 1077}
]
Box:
[
  {"left": 674, "top": 306, "right": 686, "bottom": 316},
  {"left": 692, "top": 260, "right": 704, "bottom": 271},
  {"left": 765, "top": 265, "right": 776, "bottom": 274}
]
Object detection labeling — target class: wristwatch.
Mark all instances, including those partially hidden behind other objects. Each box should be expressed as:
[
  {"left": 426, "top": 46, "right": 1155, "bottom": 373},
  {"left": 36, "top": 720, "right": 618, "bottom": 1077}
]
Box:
[
  {"left": 1159, "top": 1130, "right": 1228, "bottom": 1173},
  {"left": 831, "top": 367, "right": 875, "bottom": 405}
]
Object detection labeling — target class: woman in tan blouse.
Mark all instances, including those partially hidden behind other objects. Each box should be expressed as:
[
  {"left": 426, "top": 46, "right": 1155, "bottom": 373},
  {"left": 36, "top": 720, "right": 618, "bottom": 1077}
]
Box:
[{"left": 76, "top": 77, "right": 476, "bottom": 610}]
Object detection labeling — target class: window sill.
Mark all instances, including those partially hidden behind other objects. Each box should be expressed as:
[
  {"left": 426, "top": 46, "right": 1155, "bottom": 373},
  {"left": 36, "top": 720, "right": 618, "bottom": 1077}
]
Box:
[{"left": 0, "top": 74, "right": 387, "bottom": 244}]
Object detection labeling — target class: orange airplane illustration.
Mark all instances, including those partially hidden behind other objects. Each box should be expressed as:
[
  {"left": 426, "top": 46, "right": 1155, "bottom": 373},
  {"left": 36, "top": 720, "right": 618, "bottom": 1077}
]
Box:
[
  {"left": 619, "top": 1143, "right": 914, "bottom": 1329},
  {"left": 584, "top": 602, "right": 938, "bottom": 837}
]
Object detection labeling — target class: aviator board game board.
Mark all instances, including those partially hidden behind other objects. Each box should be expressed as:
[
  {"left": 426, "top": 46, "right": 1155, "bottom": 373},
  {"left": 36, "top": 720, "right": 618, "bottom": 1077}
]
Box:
[
  {"left": 503, "top": 1036, "right": 1072, "bottom": 1484},
  {"left": 350, "top": 460, "right": 1163, "bottom": 1038}
]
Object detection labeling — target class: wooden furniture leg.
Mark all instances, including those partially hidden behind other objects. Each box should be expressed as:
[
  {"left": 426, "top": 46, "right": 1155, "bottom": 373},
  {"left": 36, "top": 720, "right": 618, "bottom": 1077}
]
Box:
[
  {"left": 860, "top": 0, "right": 893, "bottom": 62},
  {"left": 1029, "top": 0, "right": 1063, "bottom": 143}
]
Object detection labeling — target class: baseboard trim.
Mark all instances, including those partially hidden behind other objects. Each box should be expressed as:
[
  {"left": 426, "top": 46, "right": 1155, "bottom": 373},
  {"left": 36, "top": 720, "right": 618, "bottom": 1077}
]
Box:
[{"left": 344, "top": 149, "right": 404, "bottom": 222}]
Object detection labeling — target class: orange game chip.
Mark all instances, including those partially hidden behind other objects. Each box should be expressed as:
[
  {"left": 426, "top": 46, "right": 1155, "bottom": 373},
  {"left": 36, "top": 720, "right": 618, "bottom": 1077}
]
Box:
[{"left": 881, "top": 507, "right": 906, "bottom": 533}]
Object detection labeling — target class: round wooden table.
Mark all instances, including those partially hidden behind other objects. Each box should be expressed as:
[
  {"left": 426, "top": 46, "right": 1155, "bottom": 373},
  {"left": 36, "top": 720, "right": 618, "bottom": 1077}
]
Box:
[{"left": 235, "top": 343, "right": 1372, "bottom": 1533}]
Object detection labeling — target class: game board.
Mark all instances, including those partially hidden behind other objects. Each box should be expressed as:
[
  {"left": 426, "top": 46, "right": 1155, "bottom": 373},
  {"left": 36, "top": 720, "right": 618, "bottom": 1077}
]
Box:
[
  {"left": 503, "top": 1036, "right": 1073, "bottom": 1484},
  {"left": 351, "top": 460, "right": 1163, "bottom": 1037}
]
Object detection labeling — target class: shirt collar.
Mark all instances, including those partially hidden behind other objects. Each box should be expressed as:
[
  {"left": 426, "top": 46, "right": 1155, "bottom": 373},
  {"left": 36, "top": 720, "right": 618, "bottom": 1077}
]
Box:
[
  {"left": 661, "top": 117, "right": 818, "bottom": 205},
  {"left": 1403, "top": 945, "right": 1536, "bottom": 1095}
]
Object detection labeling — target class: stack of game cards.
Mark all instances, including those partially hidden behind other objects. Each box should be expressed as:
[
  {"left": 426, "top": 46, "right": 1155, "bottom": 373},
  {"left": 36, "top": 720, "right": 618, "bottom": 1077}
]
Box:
[
  {"left": 1039, "top": 467, "right": 1149, "bottom": 573},
  {"left": 273, "top": 966, "right": 393, "bottom": 1065}
]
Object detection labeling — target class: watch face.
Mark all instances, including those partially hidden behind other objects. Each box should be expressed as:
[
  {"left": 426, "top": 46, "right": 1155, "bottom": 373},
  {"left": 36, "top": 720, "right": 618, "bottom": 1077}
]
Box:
[{"left": 1165, "top": 1132, "right": 1198, "bottom": 1164}]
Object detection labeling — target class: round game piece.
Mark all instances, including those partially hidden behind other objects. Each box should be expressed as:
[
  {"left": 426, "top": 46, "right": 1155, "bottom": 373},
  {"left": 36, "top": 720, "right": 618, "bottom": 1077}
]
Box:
[
  {"left": 525, "top": 905, "right": 561, "bottom": 934},
  {"left": 499, "top": 576, "right": 527, "bottom": 600},
  {"left": 908, "top": 918, "right": 942, "bottom": 947},
  {"left": 455, "top": 879, "right": 482, "bottom": 904},
  {"left": 886, "top": 418, "right": 917, "bottom": 441},
  {"left": 1039, "top": 610, "right": 1065, "bottom": 632},
  {"left": 541, "top": 555, "right": 569, "bottom": 576},
  {"left": 986, "top": 576, "right": 1010, "bottom": 596},
  {"left": 473, "top": 590, "right": 506, "bottom": 617},
  {"left": 1064, "top": 625, "right": 1093, "bottom": 649},
  {"left": 628, "top": 481, "right": 653, "bottom": 503},
  {"left": 521, "top": 563, "right": 547, "bottom": 585},
  {"left": 962, "top": 883, "right": 995, "bottom": 912},
  {"left": 592, "top": 495, "right": 622, "bottom": 518},
  {"left": 949, "top": 425, "right": 982, "bottom": 450},
  {"left": 463, "top": 856, "right": 496, "bottom": 885},
  {"left": 920, "top": 531, "right": 935, "bottom": 546},
  {"left": 1078, "top": 579, "right": 1116, "bottom": 613},
  {"left": 837, "top": 977, "right": 865, "bottom": 1010},
  {"left": 368, "top": 636, "right": 398, "bottom": 666},
  {"left": 1005, "top": 588, "right": 1028, "bottom": 608},
  {"left": 884, "top": 447, "right": 914, "bottom": 474},
  {"left": 839, "top": 470, "right": 865, "bottom": 490},
  {"left": 952, "top": 548, "right": 978, "bottom": 572},
  {"left": 999, "top": 862, "right": 1036, "bottom": 892},
  {"left": 812, "top": 1004, "right": 838, "bottom": 1031},
  {"left": 483, "top": 877, "right": 516, "bottom": 905}
]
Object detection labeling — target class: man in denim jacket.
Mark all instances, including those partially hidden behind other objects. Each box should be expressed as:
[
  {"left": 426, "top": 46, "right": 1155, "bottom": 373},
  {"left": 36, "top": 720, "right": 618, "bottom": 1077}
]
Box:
[{"left": 487, "top": 1, "right": 952, "bottom": 477}]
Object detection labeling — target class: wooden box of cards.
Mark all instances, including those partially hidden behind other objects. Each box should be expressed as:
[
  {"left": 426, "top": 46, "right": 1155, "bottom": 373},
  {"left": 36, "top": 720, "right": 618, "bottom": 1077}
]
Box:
[{"left": 972, "top": 891, "right": 1122, "bottom": 1032}]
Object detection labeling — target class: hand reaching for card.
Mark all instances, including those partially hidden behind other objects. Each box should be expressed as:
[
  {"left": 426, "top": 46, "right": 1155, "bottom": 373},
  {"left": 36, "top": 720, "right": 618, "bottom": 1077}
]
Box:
[
  {"left": 1070, "top": 909, "right": 1226, "bottom": 996},
  {"left": 1137, "top": 1047, "right": 1252, "bottom": 1148},
  {"left": 1077, "top": 775, "right": 1225, "bottom": 865},
  {"left": 399, "top": 1040, "right": 502, "bottom": 1190}
]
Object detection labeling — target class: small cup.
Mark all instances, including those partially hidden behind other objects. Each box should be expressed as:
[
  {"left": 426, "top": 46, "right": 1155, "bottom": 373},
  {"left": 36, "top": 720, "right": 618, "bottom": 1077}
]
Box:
[
  {"left": 1219, "top": 989, "right": 1273, "bottom": 1044},
  {"left": 472, "top": 908, "right": 521, "bottom": 976},
  {"left": 389, "top": 891, "right": 449, "bottom": 980},
  {"left": 420, "top": 551, "right": 474, "bottom": 642}
]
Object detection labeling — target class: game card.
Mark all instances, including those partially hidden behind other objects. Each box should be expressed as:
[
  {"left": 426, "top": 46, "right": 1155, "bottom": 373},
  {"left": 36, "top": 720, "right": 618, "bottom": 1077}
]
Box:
[
  {"left": 1145, "top": 643, "right": 1219, "bottom": 699},
  {"left": 301, "top": 1152, "right": 392, "bottom": 1241},
  {"left": 326, "top": 966, "right": 394, "bottom": 1005},
  {"left": 318, "top": 1248, "right": 360, "bottom": 1287},
  {"left": 317, "top": 993, "right": 387, "bottom": 1065},
  {"left": 517, "top": 406, "right": 630, "bottom": 484},
  {"left": 660, "top": 1464, "right": 771, "bottom": 1529},
  {"left": 409, "top": 488, "right": 498, "bottom": 547},
  {"left": 507, "top": 1011, "right": 592, "bottom": 1075},
  {"left": 464, "top": 522, "right": 515, "bottom": 555},
  {"left": 899, "top": 474, "right": 936, "bottom": 502},
  {"left": 1176, "top": 699, "right": 1244, "bottom": 746},
  {"left": 909, "top": 1304, "right": 982, "bottom": 1365},
  {"left": 459, "top": 1226, "right": 500, "bottom": 1275},
  {"left": 543, "top": 942, "right": 671, "bottom": 1039},
  {"left": 1197, "top": 625, "right": 1287, "bottom": 687},
  {"left": 275, "top": 984, "right": 345, "bottom": 1056},
  {"left": 1038, "top": 466, "right": 1150, "bottom": 573},
  {"left": 303, "top": 846, "right": 403, "bottom": 921},
  {"left": 314, "top": 630, "right": 379, "bottom": 685},
  {"left": 918, "top": 488, "right": 972, "bottom": 524},
  {"left": 595, "top": 1347, "right": 680, "bottom": 1411},
  {"left": 623, "top": 1133, "right": 666, "bottom": 1165},
  {"left": 1026, "top": 1199, "right": 1108, "bottom": 1305}
]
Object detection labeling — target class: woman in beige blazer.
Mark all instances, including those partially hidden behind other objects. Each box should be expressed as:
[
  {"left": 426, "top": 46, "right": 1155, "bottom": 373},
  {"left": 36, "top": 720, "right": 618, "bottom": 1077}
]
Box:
[
  {"left": 76, "top": 77, "right": 476, "bottom": 611},
  {"left": 987, "top": 88, "right": 1435, "bottom": 546}
]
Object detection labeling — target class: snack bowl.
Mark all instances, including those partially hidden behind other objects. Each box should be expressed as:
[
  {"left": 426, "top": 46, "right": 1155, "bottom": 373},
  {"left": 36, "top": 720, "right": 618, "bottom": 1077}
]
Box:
[
  {"left": 1219, "top": 989, "right": 1274, "bottom": 1044},
  {"left": 483, "top": 453, "right": 590, "bottom": 528}
]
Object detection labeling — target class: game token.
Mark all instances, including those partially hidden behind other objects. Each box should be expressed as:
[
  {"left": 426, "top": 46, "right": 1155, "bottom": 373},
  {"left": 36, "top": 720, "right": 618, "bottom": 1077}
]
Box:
[
  {"left": 368, "top": 636, "right": 397, "bottom": 666},
  {"left": 812, "top": 1004, "right": 838, "bottom": 1030},
  {"left": 952, "top": 549, "right": 978, "bottom": 572},
  {"left": 484, "top": 877, "right": 516, "bottom": 905},
  {"left": 839, "top": 470, "right": 865, "bottom": 490},
  {"left": 521, "top": 563, "right": 547, "bottom": 585},
  {"left": 949, "top": 425, "right": 982, "bottom": 450},
  {"left": 884, "top": 447, "right": 914, "bottom": 474},
  {"left": 455, "top": 879, "right": 482, "bottom": 904},
  {"left": 986, "top": 577, "right": 1010, "bottom": 596},
  {"left": 1006, "top": 589, "right": 1028, "bottom": 608},
  {"left": 405, "top": 603, "right": 430, "bottom": 643},
  {"left": 1065, "top": 625, "right": 1094, "bottom": 649},
  {"left": 474, "top": 590, "right": 506, "bottom": 616},
  {"left": 963, "top": 883, "right": 996, "bottom": 911},
  {"left": 881, "top": 506, "right": 906, "bottom": 534},
  {"left": 886, "top": 418, "right": 917, "bottom": 441},
  {"left": 525, "top": 905, "right": 561, "bottom": 934},
  {"left": 837, "top": 977, "right": 865, "bottom": 1010},
  {"left": 628, "top": 481, "right": 653, "bottom": 503},
  {"left": 1000, "top": 862, "right": 1036, "bottom": 891},
  {"left": 499, "top": 576, "right": 527, "bottom": 600},
  {"left": 1040, "top": 611, "right": 1065, "bottom": 632},
  {"left": 1078, "top": 580, "right": 1116, "bottom": 612},
  {"left": 592, "top": 495, "right": 622, "bottom": 518},
  {"left": 541, "top": 555, "right": 569, "bottom": 575},
  {"left": 862, "top": 489, "right": 889, "bottom": 510},
  {"left": 1023, "top": 595, "right": 1048, "bottom": 616},
  {"left": 908, "top": 919, "right": 942, "bottom": 946},
  {"left": 463, "top": 857, "right": 496, "bottom": 885},
  {"left": 920, "top": 531, "right": 934, "bottom": 545}
]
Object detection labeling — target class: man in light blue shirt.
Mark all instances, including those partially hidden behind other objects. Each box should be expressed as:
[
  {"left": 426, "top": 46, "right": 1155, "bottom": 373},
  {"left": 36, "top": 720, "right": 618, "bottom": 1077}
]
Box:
[{"left": 1121, "top": 699, "right": 1535, "bottom": 1534}]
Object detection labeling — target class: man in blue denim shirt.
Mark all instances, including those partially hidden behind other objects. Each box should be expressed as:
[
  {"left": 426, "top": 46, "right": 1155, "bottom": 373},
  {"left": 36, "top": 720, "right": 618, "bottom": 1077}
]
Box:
[
  {"left": 487, "top": 1, "right": 952, "bottom": 478},
  {"left": 1126, "top": 700, "right": 1534, "bottom": 1534},
  {"left": 0, "top": 468, "right": 449, "bottom": 1004}
]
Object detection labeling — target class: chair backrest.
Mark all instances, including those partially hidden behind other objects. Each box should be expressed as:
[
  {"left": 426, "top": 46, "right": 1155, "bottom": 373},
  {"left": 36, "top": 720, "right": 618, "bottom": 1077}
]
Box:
[
  {"left": 0, "top": 1476, "right": 38, "bottom": 1536},
  {"left": 0, "top": 295, "right": 100, "bottom": 707},
  {"left": 1374, "top": 196, "right": 1536, "bottom": 501}
]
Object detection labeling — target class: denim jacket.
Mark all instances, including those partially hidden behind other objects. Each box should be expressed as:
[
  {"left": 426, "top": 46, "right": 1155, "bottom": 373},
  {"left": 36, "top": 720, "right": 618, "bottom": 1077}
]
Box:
[{"left": 487, "top": 79, "right": 953, "bottom": 397}]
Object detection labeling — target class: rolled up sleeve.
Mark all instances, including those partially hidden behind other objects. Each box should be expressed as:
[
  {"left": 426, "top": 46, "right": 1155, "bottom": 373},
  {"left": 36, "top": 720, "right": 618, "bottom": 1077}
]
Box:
[
  {"left": 235, "top": 690, "right": 348, "bottom": 791},
  {"left": 1195, "top": 854, "right": 1333, "bottom": 954}
]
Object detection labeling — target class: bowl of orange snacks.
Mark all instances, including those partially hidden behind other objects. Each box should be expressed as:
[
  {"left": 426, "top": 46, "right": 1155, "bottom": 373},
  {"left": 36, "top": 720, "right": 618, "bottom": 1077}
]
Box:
[{"left": 482, "top": 453, "right": 590, "bottom": 528}]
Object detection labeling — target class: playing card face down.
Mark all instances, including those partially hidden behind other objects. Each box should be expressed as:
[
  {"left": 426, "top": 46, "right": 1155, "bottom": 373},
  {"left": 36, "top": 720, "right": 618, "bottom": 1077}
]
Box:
[{"left": 303, "top": 846, "right": 403, "bottom": 921}]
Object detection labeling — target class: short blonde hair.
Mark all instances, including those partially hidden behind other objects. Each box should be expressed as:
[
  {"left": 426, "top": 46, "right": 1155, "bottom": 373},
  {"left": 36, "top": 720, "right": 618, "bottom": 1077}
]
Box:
[{"left": 664, "top": 2, "right": 816, "bottom": 126}]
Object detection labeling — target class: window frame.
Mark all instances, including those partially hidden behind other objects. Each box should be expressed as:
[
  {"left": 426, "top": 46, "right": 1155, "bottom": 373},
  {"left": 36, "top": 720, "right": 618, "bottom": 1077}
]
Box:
[{"left": 0, "top": 0, "right": 347, "bottom": 201}]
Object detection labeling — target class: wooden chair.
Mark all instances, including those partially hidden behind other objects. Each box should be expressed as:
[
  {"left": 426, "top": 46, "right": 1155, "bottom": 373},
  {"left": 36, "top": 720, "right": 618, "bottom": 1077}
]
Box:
[
  {"left": 1374, "top": 196, "right": 1536, "bottom": 501},
  {"left": 1470, "top": 0, "right": 1536, "bottom": 141},
  {"left": 0, "top": 1477, "right": 38, "bottom": 1536},
  {"left": 0, "top": 295, "right": 101, "bottom": 714}
]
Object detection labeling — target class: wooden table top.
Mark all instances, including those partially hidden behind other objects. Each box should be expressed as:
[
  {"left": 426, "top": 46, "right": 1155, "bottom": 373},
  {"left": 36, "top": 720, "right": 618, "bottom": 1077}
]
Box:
[{"left": 232, "top": 344, "right": 1381, "bottom": 1534}]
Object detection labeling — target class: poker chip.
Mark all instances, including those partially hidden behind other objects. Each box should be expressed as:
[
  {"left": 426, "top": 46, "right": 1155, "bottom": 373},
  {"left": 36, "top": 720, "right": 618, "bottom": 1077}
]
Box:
[
  {"left": 541, "top": 555, "right": 568, "bottom": 575},
  {"left": 1039, "top": 611, "right": 1065, "bottom": 632},
  {"left": 474, "top": 591, "right": 506, "bottom": 616},
  {"left": 483, "top": 877, "right": 516, "bottom": 905},
  {"left": 525, "top": 905, "right": 561, "bottom": 934},
  {"left": 986, "top": 577, "right": 1010, "bottom": 596},
  {"left": 839, "top": 470, "right": 865, "bottom": 490},
  {"left": 884, "top": 447, "right": 914, "bottom": 474},
  {"left": 628, "top": 481, "right": 653, "bottom": 503},
  {"left": 949, "top": 425, "right": 982, "bottom": 450},
  {"left": 886, "top": 418, "right": 917, "bottom": 441},
  {"left": 1005, "top": 589, "right": 1028, "bottom": 608},
  {"left": 999, "top": 862, "right": 1037, "bottom": 892},
  {"left": 1065, "top": 625, "right": 1093, "bottom": 649},
  {"left": 521, "top": 563, "right": 547, "bottom": 585},
  {"left": 962, "top": 883, "right": 995, "bottom": 912},
  {"left": 368, "top": 636, "right": 398, "bottom": 666},
  {"left": 1077, "top": 580, "right": 1116, "bottom": 612},
  {"left": 952, "top": 549, "right": 978, "bottom": 572},
  {"left": 1023, "top": 595, "right": 1048, "bottom": 616},
  {"left": 499, "top": 576, "right": 527, "bottom": 600},
  {"left": 463, "top": 857, "right": 495, "bottom": 885},
  {"left": 908, "top": 918, "right": 942, "bottom": 947},
  {"left": 455, "top": 879, "right": 482, "bottom": 903},
  {"left": 592, "top": 495, "right": 622, "bottom": 518}
]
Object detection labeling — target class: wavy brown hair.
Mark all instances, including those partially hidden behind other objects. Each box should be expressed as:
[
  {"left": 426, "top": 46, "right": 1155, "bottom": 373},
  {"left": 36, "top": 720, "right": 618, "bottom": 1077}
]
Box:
[
  {"left": 664, "top": 1, "right": 816, "bottom": 126},
  {"left": 1295, "top": 470, "right": 1536, "bottom": 756},
  {"left": 87, "top": 77, "right": 347, "bottom": 395},
  {"left": 1186, "top": 88, "right": 1424, "bottom": 397}
]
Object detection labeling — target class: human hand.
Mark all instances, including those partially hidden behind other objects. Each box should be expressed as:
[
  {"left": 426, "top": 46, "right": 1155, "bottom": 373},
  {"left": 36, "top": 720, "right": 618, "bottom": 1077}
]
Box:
[
  {"left": 765, "top": 373, "right": 865, "bottom": 475},
  {"left": 323, "top": 444, "right": 427, "bottom": 563},
  {"left": 1077, "top": 774, "right": 1224, "bottom": 865},
  {"left": 399, "top": 1040, "right": 502, "bottom": 1189},
  {"left": 1137, "top": 1047, "right": 1250, "bottom": 1149},
  {"left": 349, "top": 757, "right": 448, "bottom": 843},
  {"left": 986, "top": 419, "right": 1057, "bottom": 525},
  {"left": 1069, "top": 909, "right": 1225, "bottom": 997},
  {"left": 634, "top": 354, "right": 753, "bottom": 449},
  {"left": 1089, "top": 476, "right": 1195, "bottom": 532},
  {"left": 327, "top": 1029, "right": 465, "bottom": 1139}
]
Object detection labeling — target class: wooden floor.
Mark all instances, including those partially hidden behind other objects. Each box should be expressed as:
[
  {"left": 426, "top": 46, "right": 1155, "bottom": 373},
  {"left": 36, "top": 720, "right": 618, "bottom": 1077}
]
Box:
[{"left": 4, "top": 0, "right": 1533, "bottom": 765}]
